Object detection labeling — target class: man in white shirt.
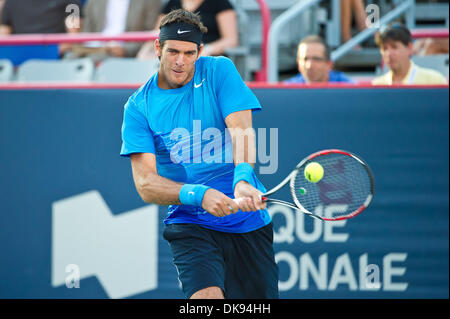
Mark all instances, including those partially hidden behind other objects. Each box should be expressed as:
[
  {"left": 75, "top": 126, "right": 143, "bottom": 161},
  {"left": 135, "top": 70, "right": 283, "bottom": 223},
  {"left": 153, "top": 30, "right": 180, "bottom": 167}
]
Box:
[{"left": 372, "top": 24, "right": 448, "bottom": 85}]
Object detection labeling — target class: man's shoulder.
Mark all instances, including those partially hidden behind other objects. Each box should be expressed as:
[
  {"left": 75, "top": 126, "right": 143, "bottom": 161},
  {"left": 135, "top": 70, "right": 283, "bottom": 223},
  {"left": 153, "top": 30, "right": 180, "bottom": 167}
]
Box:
[
  {"left": 415, "top": 65, "right": 448, "bottom": 84},
  {"left": 127, "top": 75, "right": 155, "bottom": 111},
  {"left": 284, "top": 73, "right": 306, "bottom": 84},
  {"left": 329, "top": 70, "right": 355, "bottom": 83},
  {"left": 198, "top": 55, "right": 234, "bottom": 69},
  {"left": 196, "top": 56, "right": 237, "bottom": 82}
]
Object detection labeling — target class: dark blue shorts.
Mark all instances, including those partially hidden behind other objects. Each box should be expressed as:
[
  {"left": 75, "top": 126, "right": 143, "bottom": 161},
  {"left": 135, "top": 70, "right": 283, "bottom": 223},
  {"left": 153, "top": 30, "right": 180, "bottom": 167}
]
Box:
[{"left": 163, "top": 223, "right": 279, "bottom": 299}]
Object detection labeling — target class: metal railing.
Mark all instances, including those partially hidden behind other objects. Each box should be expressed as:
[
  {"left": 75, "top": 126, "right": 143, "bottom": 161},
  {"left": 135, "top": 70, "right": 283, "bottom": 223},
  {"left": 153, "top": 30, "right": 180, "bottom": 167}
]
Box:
[
  {"left": 267, "top": 0, "right": 321, "bottom": 83},
  {"left": 254, "top": 0, "right": 272, "bottom": 81},
  {"left": 0, "top": 31, "right": 159, "bottom": 45}
]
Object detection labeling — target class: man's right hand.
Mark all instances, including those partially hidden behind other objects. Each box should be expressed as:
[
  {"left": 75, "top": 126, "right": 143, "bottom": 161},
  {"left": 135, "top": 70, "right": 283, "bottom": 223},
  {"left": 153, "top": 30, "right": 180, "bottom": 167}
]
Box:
[{"left": 201, "top": 189, "right": 240, "bottom": 218}]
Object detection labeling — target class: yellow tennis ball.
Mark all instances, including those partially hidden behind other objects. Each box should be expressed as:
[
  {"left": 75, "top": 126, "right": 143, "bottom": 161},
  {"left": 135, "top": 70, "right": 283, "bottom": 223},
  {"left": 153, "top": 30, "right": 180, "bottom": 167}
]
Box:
[{"left": 304, "top": 162, "right": 324, "bottom": 183}]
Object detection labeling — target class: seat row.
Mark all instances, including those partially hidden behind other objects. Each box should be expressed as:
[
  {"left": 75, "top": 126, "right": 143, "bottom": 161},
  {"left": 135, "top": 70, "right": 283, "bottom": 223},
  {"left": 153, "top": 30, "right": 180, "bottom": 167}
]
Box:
[{"left": 0, "top": 58, "right": 160, "bottom": 83}]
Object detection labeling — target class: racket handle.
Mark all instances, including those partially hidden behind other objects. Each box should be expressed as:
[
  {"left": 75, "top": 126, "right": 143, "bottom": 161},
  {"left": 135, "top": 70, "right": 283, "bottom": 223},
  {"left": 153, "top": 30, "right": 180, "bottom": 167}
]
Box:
[{"left": 233, "top": 196, "right": 267, "bottom": 205}]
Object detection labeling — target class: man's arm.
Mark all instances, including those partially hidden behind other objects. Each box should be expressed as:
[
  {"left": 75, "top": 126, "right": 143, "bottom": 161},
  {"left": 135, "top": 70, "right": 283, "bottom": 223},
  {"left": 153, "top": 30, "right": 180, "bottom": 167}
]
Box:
[
  {"left": 0, "top": 24, "right": 11, "bottom": 35},
  {"left": 130, "top": 153, "right": 240, "bottom": 216},
  {"left": 202, "top": 9, "right": 238, "bottom": 56},
  {"left": 225, "top": 110, "right": 266, "bottom": 211},
  {"left": 225, "top": 109, "right": 256, "bottom": 166},
  {"left": 130, "top": 152, "right": 182, "bottom": 205}
]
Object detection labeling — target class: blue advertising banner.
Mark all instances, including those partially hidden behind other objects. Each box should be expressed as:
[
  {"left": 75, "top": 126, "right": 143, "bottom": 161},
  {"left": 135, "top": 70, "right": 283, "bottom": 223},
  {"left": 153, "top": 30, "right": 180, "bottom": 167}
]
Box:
[{"left": 0, "top": 87, "right": 448, "bottom": 299}]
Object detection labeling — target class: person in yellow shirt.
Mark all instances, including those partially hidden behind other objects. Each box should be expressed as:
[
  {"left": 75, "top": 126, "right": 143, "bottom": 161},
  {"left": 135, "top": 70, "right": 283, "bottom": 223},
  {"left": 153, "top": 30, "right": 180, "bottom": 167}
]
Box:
[{"left": 372, "top": 24, "right": 448, "bottom": 85}]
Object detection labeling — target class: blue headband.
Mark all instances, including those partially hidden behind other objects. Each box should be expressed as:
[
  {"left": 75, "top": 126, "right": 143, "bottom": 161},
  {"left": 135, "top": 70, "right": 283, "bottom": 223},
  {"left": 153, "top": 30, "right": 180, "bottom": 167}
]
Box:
[{"left": 159, "top": 22, "right": 203, "bottom": 46}]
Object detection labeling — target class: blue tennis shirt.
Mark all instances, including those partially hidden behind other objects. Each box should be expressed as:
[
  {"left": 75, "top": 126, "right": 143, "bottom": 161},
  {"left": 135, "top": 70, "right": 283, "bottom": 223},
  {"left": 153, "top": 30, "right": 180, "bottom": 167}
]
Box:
[{"left": 120, "top": 56, "right": 271, "bottom": 233}]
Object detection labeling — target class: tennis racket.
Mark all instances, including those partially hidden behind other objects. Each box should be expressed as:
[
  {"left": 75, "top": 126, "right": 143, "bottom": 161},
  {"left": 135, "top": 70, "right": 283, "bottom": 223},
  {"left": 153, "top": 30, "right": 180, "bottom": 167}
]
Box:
[{"left": 242, "top": 149, "right": 375, "bottom": 221}]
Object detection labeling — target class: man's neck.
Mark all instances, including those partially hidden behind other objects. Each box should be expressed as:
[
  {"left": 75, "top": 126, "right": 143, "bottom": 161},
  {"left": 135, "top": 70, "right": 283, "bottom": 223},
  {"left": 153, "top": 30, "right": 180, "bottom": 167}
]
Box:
[{"left": 392, "top": 60, "right": 412, "bottom": 83}]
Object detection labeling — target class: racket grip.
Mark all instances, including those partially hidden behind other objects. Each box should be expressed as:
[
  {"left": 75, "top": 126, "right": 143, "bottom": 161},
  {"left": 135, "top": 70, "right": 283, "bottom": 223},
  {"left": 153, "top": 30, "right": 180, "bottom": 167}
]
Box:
[{"left": 233, "top": 196, "right": 267, "bottom": 205}]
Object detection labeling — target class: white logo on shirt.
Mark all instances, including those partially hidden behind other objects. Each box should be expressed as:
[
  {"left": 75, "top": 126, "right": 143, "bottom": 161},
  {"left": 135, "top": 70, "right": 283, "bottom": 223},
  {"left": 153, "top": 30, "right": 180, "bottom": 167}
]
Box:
[
  {"left": 188, "top": 191, "right": 195, "bottom": 196},
  {"left": 177, "top": 29, "right": 191, "bottom": 34},
  {"left": 194, "top": 79, "right": 206, "bottom": 88}
]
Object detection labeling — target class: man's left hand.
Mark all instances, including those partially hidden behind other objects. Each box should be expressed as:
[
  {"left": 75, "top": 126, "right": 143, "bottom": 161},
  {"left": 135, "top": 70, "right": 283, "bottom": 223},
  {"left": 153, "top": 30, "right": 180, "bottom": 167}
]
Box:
[{"left": 234, "top": 181, "right": 266, "bottom": 212}]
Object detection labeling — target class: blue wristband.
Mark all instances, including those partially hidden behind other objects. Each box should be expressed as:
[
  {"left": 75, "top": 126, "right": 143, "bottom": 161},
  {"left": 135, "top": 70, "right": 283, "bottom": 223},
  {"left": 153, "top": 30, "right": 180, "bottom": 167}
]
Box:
[
  {"left": 179, "top": 184, "right": 211, "bottom": 207},
  {"left": 233, "top": 162, "right": 255, "bottom": 191}
]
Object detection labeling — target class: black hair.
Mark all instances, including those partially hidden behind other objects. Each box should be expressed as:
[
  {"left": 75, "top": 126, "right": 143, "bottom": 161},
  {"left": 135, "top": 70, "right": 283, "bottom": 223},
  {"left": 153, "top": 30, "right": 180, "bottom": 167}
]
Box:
[{"left": 375, "top": 23, "right": 412, "bottom": 48}]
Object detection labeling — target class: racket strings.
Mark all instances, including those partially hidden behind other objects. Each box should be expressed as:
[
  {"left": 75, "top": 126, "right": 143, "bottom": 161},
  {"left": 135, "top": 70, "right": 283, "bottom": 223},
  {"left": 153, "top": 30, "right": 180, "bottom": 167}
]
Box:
[{"left": 292, "top": 153, "right": 373, "bottom": 219}]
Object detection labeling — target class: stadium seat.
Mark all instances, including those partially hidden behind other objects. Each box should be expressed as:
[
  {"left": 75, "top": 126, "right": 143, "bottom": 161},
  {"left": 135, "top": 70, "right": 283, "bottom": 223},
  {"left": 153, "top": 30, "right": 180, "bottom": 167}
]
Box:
[
  {"left": 412, "top": 54, "right": 449, "bottom": 78},
  {"left": 94, "top": 58, "right": 159, "bottom": 84},
  {"left": 17, "top": 58, "right": 94, "bottom": 82},
  {"left": 0, "top": 59, "right": 13, "bottom": 82}
]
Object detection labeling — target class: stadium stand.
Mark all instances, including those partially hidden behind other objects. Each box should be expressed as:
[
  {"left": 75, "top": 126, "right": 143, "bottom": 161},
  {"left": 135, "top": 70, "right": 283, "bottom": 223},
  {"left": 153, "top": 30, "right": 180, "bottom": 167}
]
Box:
[
  {"left": 0, "top": 0, "right": 448, "bottom": 83},
  {"left": 265, "top": 0, "right": 449, "bottom": 82},
  {"left": 230, "top": 0, "right": 315, "bottom": 74}
]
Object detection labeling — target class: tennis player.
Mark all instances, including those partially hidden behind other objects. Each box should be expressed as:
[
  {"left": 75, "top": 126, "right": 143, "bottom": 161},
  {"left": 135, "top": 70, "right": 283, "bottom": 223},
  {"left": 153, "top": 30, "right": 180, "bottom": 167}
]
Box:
[{"left": 120, "top": 9, "right": 278, "bottom": 299}]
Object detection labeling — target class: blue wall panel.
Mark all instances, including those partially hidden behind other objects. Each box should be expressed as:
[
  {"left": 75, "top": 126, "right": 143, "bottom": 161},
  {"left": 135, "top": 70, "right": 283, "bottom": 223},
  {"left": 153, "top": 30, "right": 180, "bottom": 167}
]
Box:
[{"left": 0, "top": 87, "right": 448, "bottom": 298}]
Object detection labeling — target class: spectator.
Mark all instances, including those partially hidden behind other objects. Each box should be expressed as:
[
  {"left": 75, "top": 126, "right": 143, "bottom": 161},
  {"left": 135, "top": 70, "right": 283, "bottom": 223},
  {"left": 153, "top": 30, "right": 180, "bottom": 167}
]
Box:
[
  {"left": 340, "top": 0, "right": 368, "bottom": 45},
  {"left": 284, "top": 35, "right": 355, "bottom": 84},
  {"left": 137, "top": 0, "right": 238, "bottom": 59},
  {"left": 65, "top": 0, "right": 161, "bottom": 61},
  {"left": 0, "top": 0, "right": 82, "bottom": 35},
  {"left": 0, "top": 0, "right": 5, "bottom": 24},
  {"left": 372, "top": 24, "right": 448, "bottom": 85}
]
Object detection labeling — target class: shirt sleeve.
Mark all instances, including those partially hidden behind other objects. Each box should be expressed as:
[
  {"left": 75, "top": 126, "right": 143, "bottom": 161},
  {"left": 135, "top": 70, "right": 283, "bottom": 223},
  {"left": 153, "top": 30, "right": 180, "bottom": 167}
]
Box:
[
  {"left": 213, "top": 56, "right": 262, "bottom": 120},
  {"left": 213, "top": 0, "right": 234, "bottom": 13},
  {"left": 120, "top": 98, "right": 156, "bottom": 157},
  {"left": 371, "top": 73, "right": 389, "bottom": 85},
  {"left": 427, "top": 70, "right": 448, "bottom": 85}
]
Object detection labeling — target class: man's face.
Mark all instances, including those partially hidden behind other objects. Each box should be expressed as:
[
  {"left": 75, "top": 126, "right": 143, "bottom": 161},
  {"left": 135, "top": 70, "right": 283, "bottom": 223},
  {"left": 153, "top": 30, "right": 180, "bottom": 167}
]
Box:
[
  {"left": 297, "top": 43, "right": 332, "bottom": 83},
  {"left": 155, "top": 39, "right": 202, "bottom": 89},
  {"left": 380, "top": 40, "right": 413, "bottom": 72}
]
